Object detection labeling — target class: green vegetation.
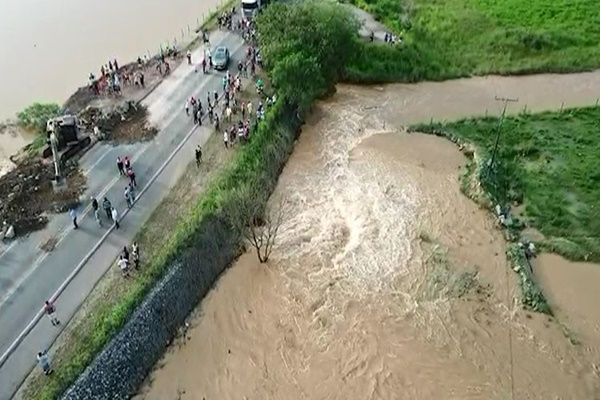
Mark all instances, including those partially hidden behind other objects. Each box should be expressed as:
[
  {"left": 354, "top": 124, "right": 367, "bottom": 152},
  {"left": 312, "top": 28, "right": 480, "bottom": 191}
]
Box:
[
  {"left": 257, "top": 1, "right": 359, "bottom": 112},
  {"left": 507, "top": 243, "right": 552, "bottom": 314},
  {"left": 414, "top": 107, "right": 600, "bottom": 313},
  {"left": 414, "top": 107, "right": 600, "bottom": 262},
  {"left": 25, "top": 2, "right": 357, "bottom": 399},
  {"left": 423, "top": 242, "right": 478, "bottom": 300},
  {"left": 16, "top": 102, "right": 60, "bottom": 157},
  {"left": 344, "top": 0, "right": 600, "bottom": 81},
  {"left": 17, "top": 102, "right": 61, "bottom": 133}
]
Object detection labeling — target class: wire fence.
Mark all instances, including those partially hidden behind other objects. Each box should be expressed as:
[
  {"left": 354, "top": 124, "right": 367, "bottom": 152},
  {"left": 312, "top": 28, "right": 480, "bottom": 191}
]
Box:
[{"left": 427, "top": 96, "right": 600, "bottom": 127}]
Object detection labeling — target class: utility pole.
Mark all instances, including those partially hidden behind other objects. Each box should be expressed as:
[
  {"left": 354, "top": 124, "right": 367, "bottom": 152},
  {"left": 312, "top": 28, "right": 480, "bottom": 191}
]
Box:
[{"left": 488, "top": 96, "right": 519, "bottom": 174}]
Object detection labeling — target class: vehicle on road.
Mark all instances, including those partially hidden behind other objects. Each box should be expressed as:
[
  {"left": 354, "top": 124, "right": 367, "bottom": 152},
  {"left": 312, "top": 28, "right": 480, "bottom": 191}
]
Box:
[
  {"left": 241, "top": 0, "right": 260, "bottom": 19},
  {"left": 241, "top": 0, "right": 273, "bottom": 19},
  {"left": 213, "top": 46, "right": 231, "bottom": 71}
]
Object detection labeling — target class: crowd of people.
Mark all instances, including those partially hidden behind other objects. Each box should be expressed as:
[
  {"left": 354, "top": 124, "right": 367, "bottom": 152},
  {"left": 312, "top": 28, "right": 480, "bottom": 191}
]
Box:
[
  {"left": 87, "top": 58, "right": 147, "bottom": 98},
  {"left": 36, "top": 6, "right": 275, "bottom": 379}
]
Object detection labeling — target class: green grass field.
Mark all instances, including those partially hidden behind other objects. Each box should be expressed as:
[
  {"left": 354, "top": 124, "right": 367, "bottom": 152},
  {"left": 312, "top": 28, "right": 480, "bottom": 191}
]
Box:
[
  {"left": 413, "top": 107, "right": 600, "bottom": 262},
  {"left": 346, "top": 0, "right": 600, "bottom": 79}
]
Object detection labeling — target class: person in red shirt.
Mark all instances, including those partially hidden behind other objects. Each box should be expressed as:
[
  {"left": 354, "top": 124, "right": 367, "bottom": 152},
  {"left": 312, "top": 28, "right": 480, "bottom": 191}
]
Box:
[
  {"left": 44, "top": 301, "right": 60, "bottom": 326},
  {"left": 127, "top": 167, "right": 137, "bottom": 187}
]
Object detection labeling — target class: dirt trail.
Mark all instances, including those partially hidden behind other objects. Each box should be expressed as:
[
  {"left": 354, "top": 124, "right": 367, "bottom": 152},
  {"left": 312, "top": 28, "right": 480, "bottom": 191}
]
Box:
[{"left": 136, "top": 71, "right": 600, "bottom": 400}]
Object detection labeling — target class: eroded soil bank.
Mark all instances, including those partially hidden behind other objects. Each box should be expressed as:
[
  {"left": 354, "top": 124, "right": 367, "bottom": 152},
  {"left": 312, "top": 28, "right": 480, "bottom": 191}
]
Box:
[{"left": 136, "top": 73, "right": 600, "bottom": 400}]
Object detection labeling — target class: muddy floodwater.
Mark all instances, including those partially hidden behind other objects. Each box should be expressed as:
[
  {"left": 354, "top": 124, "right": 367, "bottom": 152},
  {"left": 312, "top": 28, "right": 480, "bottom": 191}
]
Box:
[
  {"left": 136, "top": 76, "right": 600, "bottom": 400},
  {"left": 0, "top": 0, "right": 223, "bottom": 120}
]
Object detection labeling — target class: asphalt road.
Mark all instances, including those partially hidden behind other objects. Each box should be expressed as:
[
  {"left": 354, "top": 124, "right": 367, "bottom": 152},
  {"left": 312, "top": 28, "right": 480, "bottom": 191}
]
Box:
[{"left": 0, "top": 29, "right": 246, "bottom": 400}]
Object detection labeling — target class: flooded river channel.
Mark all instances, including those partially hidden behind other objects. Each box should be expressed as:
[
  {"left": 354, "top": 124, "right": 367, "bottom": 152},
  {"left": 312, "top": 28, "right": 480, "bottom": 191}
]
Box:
[{"left": 136, "top": 74, "right": 600, "bottom": 400}]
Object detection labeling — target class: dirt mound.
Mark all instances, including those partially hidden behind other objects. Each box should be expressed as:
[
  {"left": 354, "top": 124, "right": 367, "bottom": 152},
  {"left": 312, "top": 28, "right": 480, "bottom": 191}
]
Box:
[
  {"left": 0, "top": 159, "right": 86, "bottom": 237},
  {"left": 80, "top": 102, "right": 158, "bottom": 144}
]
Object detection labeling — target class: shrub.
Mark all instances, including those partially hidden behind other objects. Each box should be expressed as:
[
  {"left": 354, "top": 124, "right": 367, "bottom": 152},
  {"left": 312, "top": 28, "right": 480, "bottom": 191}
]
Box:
[
  {"left": 17, "top": 102, "right": 61, "bottom": 134},
  {"left": 256, "top": 0, "right": 360, "bottom": 112}
]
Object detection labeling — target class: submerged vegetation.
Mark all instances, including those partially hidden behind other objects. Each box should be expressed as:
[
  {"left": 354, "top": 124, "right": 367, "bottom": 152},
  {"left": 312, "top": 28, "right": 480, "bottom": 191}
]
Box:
[{"left": 344, "top": 0, "right": 600, "bottom": 81}]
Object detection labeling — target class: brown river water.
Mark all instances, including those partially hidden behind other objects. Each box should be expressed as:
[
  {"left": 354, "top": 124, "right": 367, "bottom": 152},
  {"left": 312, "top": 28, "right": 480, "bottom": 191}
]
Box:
[
  {"left": 136, "top": 73, "right": 600, "bottom": 400},
  {"left": 0, "top": 0, "right": 223, "bottom": 120}
]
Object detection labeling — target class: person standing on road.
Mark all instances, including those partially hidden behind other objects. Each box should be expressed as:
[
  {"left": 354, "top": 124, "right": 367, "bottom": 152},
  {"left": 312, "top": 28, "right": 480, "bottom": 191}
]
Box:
[
  {"left": 91, "top": 197, "right": 101, "bottom": 226},
  {"left": 124, "top": 156, "right": 131, "bottom": 170},
  {"left": 125, "top": 185, "right": 132, "bottom": 208},
  {"left": 69, "top": 208, "right": 78, "bottom": 229},
  {"left": 103, "top": 197, "right": 113, "bottom": 220},
  {"left": 205, "top": 47, "right": 212, "bottom": 68},
  {"left": 44, "top": 300, "right": 60, "bottom": 326},
  {"left": 196, "top": 107, "right": 202, "bottom": 126},
  {"left": 128, "top": 182, "right": 136, "bottom": 204},
  {"left": 117, "top": 157, "right": 124, "bottom": 176},
  {"left": 111, "top": 207, "right": 120, "bottom": 229},
  {"left": 127, "top": 167, "right": 137, "bottom": 187},
  {"left": 184, "top": 98, "right": 189, "bottom": 116},
  {"left": 186, "top": 50, "right": 192, "bottom": 65},
  {"left": 37, "top": 350, "right": 53, "bottom": 375},
  {"left": 192, "top": 100, "right": 199, "bottom": 124}
]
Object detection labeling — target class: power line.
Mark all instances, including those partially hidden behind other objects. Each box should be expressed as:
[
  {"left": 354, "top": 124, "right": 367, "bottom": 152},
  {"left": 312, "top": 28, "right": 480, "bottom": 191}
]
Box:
[{"left": 492, "top": 95, "right": 519, "bottom": 400}]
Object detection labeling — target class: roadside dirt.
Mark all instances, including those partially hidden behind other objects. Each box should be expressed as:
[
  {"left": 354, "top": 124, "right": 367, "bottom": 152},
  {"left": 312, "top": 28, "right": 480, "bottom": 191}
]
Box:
[
  {"left": 0, "top": 159, "right": 86, "bottom": 237},
  {"left": 79, "top": 102, "right": 158, "bottom": 144}
]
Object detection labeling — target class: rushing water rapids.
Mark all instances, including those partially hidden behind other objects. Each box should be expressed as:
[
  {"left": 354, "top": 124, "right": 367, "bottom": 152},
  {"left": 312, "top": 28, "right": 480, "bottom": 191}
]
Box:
[{"left": 136, "top": 76, "right": 600, "bottom": 400}]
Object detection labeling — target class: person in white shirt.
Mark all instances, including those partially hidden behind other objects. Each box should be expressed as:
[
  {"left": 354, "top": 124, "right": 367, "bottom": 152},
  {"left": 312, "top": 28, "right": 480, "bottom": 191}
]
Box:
[
  {"left": 111, "top": 207, "right": 120, "bottom": 229},
  {"left": 117, "top": 255, "right": 130, "bottom": 277},
  {"left": 223, "top": 130, "right": 229, "bottom": 148}
]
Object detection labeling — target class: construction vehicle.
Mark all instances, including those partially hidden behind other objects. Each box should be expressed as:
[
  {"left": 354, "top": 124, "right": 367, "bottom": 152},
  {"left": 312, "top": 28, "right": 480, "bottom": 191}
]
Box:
[{"left": 41, "top": 115, "right": 91, "bottom": 162}]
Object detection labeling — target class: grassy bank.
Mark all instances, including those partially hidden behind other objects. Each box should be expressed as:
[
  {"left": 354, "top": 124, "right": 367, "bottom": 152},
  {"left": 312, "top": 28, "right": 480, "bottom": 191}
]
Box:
[
  {"left": 413, "top": 107, "right": 600, "bottom": 312},
  {"left": 344, "top": 0, "right": 600, "bottom": 81}
]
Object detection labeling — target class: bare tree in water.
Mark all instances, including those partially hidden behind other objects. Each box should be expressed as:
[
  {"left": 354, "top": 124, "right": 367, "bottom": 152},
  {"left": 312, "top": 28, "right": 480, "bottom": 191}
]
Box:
[{"left": 226, "top": 188, "right": 287, "bottom": 263}]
